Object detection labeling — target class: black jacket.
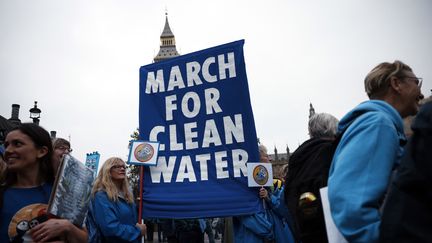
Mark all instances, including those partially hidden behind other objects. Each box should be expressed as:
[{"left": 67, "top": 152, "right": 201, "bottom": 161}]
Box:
[
  {"left": 380, "top": 102, "right": 432, "bottom": 243},
  {"left": 284, "top": 137, "right": 336, "bottom": 243}
]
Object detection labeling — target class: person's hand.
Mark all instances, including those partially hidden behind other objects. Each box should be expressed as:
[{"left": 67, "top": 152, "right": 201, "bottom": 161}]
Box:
[
  {"left": 259, "top": 187, "right": 269, "bottom": 200},
  {"left": 136, "top": 223, "right": 147, "bottom": 236},
  {"left": 30, "top": 218, "right": 71, "bottom": 242}
]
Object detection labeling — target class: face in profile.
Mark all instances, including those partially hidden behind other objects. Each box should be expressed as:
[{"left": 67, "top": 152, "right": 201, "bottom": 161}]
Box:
[
  {"left": 398, "top": 71, "right": 424, "bottom": 117},
  {"left": 260, "top": 151, "right": 270, "bottom": 163},
  {"left": 52, "top": 144, "right": 71, "bottom": 170},
  {"left": 4, "top": 130, "right": 47, "bottom": 172}
]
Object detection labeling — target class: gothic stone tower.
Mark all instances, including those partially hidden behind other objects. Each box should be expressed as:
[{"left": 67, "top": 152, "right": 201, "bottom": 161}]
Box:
[{"left": 154, "top": 12, "right": 180, "bottom": 63}]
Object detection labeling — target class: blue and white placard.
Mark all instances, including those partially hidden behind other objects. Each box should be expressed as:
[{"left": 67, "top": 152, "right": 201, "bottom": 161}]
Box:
[
  {"left": 247, "top": 162, "right": 273, "bottom": 187},
  {"left": 128, "top": 140, "right": 160, "bottom": 166}
]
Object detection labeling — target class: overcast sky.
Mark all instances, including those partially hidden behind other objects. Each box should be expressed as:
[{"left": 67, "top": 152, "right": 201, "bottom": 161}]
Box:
[{"left": 1, "top": 0, "right": 431, "bottom": 166}]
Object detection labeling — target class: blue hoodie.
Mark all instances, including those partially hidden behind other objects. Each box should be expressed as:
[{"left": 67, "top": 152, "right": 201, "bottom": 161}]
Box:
[
  {"left": 328, "top": 100, "right": 406, "bottom": 243},
  {"left": 233, "top": 212, "right": 273, "bottom": 243}
]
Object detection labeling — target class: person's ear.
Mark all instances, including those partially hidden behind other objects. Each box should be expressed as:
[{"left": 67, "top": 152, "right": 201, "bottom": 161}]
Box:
[
  {"left": 37, "top": 146, "right": 49, "bottom": 159},
  {"left": 389, "top": 76, "right": 403, "bottom": 94}
]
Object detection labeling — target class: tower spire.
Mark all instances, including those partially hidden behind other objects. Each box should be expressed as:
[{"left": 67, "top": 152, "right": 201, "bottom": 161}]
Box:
[
  {"left": 309, "top": 103, "right": 316, "bottom": 118},
  {"left": 161, "top": 11, "right": 174, "bottom": 38},
  {"left": 154, "top": 11, "right": 179, "bottom": 62}
]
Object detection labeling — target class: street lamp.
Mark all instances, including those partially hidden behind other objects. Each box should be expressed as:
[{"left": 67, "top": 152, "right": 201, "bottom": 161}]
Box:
[{"left": 29, "top": 101, "right": 41, "bottom": 125}]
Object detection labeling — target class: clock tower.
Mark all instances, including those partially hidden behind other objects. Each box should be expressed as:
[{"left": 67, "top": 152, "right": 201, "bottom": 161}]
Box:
[{"left": 154, "top": 12, "right": 180, "bottom": 63}]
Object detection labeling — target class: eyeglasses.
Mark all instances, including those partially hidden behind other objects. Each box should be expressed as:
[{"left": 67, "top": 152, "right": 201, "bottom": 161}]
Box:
[
  {"left": 403, "top": 76, "right": 423, "bottom": 88},
  {"left": 55, "top": 146, "right": 72, "bottom": 153},
  {"left": 111, "top": 165, "right": 126, "bottom": 170}
]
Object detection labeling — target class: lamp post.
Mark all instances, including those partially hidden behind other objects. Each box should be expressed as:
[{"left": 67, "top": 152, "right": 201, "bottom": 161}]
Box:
[{"left": 29, "top": 101, "right": 41, "bottom": 125}]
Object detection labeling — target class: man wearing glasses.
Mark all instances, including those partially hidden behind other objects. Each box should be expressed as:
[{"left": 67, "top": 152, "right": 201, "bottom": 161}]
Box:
[
  {"left": 327, "top": 60, "right": 424, "bottom": 243},
  {"left": 52, "top": 138, "right": 72, "bottom": 175}
]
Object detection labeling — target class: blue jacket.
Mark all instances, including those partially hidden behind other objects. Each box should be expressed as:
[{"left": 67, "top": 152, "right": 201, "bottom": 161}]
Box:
[
  {"left": 328, "top": 100, "right": 406, "bottom": 243},
  {"left": 266, "top": 187, "right": 295, "bottom": 243},
  {"left": 88, "top": 191, "right": 142, "bottom": 243},
  {"left": 233, "top": 211, "right": 273, "bottom": 243}
]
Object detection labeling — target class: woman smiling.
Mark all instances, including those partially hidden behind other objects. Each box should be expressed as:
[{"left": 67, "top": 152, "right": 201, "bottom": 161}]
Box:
[
  {"left": 0, "top": 123, "right": 54, "bottom": 242},
  {"left": 0, "top": 123, "right": 88, "bottom": 243}
]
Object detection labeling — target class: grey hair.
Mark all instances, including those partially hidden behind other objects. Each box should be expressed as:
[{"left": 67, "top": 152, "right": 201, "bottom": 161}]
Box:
[
  {"left": 308, "top": 113, "right": 339, "bottom": 138},
  {"left": 364, "top": 60, "right": 412, "bottom": 99},
  {"left": 258, "top": 144, "right": 268, "bottom": 155}
]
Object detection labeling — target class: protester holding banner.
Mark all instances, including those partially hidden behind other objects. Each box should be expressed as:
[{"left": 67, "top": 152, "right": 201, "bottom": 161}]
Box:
[
  {"left": 87, "top": 157, "right": 146, "bottom": 243},
  {"left": 0, "top": 123, "right": 54, "bottom": 242},
  {"left": 0, "top": 124, "right": 88, "bottom": 243},
  {"left": 51, "top": 137, "right": 72, "bottom": 174},
  {"left": 232, "top": 144, "right": 274, "bottom": 243},
  {"left": 259, "top": 145, "right": 296, "bottom": 243},
  {"left": 0, "top": 124, "right": 54, "bottom": 242},
  {"left": 31, "top": 137, "right": 88, "bottom": 243}
]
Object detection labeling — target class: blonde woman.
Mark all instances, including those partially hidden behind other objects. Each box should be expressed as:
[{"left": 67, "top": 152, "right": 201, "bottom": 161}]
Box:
[{"left": 87, "top": 157, "right": 146, "bottom": 243}]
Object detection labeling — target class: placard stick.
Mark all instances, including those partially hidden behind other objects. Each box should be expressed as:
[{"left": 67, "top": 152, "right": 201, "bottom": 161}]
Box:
[{"left": 138, "top": 166, "right": 144, "bottom": 223}]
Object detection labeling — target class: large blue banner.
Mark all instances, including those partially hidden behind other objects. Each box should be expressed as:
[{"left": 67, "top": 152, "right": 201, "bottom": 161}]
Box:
[{"left": 139, "top": 40, "right": 261, "bottom": 218}]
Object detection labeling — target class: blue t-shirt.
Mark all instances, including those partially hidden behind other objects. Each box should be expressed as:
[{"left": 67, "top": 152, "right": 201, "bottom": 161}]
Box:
[{"left": 0, "top": 183, "right": 52, "bottom": 243}]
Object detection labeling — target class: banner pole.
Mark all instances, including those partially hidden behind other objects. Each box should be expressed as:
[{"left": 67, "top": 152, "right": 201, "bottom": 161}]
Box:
[{"left": 138, "top": 166, "right": 144, "bottom": 223}]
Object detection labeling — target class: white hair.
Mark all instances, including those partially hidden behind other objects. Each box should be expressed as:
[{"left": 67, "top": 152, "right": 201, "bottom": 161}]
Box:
[
  {"left": 258, "top": 144, "right": 268, "bottom": 155},
  {"left": 308, "top": 113, "right": 339, "bottom": 138}
]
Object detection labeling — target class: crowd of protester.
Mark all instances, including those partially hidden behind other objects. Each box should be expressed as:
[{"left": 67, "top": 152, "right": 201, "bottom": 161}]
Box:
[{"left": 0, "top": 60, "right": 429, "bottom": 242}]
